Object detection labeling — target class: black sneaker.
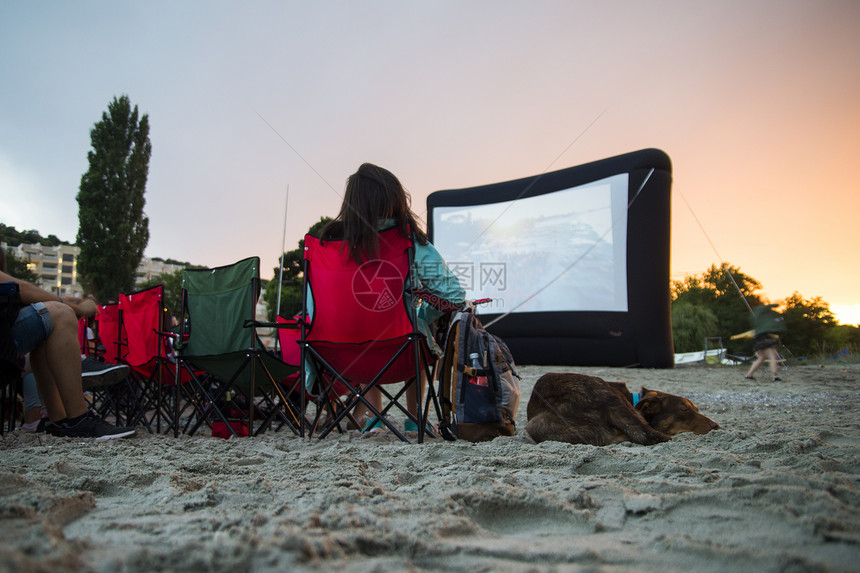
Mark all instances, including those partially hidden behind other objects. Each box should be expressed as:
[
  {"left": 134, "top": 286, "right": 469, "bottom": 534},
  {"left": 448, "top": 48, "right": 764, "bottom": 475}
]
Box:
[
  {"left": 80, "top": 357, "right": 130, "bottom": 389},
  {"left": 51, "top": 412, "right": 135, "bottom": 441},
  {"left": 44, "top": 420, "right": 66, "bottom": 437}
]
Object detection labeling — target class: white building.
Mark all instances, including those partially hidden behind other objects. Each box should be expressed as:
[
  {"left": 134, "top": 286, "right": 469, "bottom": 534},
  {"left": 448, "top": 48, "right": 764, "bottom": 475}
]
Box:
[
  {"left": 135, "top": 257, "right": 185, "bottom": 284},
  {"left": 2, "top": 242, "right": 184, "bottom": 299},
  {"left": 4, "top": 243, "right": 82, "bottom": 298}
]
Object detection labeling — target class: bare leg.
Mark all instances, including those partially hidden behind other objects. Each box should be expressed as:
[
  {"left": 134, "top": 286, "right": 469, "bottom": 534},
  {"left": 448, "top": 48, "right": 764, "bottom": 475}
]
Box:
[
  {"left": 766, "top": 348, "right": 781, "bottom": 378},
  {"left": 28, "top": 302, "right": 87, "bottom": 421},
  {"left": 353, "top": 385, "right": 383, "bottom": 422},
  {"left": 746, "top": 350, "right": 766, "bottom": 378},
  {"left": 24, "top": 408, "right": 42, "bottom": 424}
]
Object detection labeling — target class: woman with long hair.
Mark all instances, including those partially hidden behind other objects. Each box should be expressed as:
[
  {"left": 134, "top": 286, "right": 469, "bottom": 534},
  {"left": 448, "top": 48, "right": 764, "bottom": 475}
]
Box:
[{"left": 317, "top": 163, "right": 465, "bottom": 432}]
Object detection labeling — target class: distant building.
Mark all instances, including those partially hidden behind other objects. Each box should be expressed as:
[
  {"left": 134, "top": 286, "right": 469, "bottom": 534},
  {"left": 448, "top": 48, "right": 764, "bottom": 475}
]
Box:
[
  {"left": 135, "top": 258, "right": 185, "bottom": 284},
  {"left": 2, "top": 242, "right": 184, "bottom": 299},
  {"left": 3, "top": 242, "right": 82, "bottom": 298}
]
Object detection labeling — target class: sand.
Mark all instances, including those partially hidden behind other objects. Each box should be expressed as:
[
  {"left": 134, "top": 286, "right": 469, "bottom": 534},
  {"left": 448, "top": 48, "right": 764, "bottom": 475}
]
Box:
[{"left": 1, "top": 363, "right": 858, "bottom": 573}]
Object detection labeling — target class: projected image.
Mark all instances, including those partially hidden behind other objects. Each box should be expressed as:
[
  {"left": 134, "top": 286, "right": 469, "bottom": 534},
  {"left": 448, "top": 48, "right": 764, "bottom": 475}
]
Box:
[{"left": 431, "top": 174, "right": 629, "bottom": 313}]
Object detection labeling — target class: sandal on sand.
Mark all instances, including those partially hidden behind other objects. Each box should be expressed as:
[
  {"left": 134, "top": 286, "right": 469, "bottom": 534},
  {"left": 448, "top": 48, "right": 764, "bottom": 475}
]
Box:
[
  {"left": 404, "top": 419, "right": 435, "bottom": 435},
  {"left": 361, "top": 416, "right": 385, "bottom": 433},
  {"left": 744, "top": 376, "right": 755, "bottom": 380},
  {"left": 772, "top": 377, "right": 782, "bottom": 382}
]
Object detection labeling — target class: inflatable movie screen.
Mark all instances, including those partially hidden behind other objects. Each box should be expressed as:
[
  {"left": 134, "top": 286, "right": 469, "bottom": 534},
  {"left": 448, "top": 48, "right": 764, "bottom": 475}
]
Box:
[{"left": 427, "top": 148, "right": 673, "bottom": 367}]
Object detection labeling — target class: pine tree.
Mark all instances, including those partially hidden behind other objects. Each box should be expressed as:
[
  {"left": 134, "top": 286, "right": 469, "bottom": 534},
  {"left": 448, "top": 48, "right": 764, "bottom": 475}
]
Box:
[{"left": 76, "top": 95, "right": 151, "bottom": 302}]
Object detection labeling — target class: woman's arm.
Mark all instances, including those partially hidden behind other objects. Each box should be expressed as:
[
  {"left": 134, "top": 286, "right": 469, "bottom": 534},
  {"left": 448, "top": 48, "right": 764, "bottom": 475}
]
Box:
[
  {"left": 0, "top": 270, "right": 97, "bottom": 318},
  {"left": 412, "top": 242, "right": 466, "bottom": 310}
]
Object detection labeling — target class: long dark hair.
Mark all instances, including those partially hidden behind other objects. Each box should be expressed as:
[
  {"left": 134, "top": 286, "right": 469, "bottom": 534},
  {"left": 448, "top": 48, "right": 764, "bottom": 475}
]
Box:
[{"left": 321, "top": 163, "right": 428, "bottom": 263}]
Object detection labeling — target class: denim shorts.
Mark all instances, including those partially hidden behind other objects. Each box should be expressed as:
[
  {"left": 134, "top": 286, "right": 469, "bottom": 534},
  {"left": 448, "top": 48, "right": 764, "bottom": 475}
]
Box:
[{"left": 11, "top": 302, "right": 54, "bottom": 356}]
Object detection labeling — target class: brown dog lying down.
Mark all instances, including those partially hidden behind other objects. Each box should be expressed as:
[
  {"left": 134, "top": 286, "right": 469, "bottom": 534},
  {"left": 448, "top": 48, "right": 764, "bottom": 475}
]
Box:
[{"left": 526, "top": 373, "right": 719, "bottom": 446}]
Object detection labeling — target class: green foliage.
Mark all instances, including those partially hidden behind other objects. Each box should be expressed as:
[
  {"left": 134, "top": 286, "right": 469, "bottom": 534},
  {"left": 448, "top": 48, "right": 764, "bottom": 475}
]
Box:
[
  {"left": 76, "top": 95, "right": 151, "bottom": 303},
  {"left": 3, "top": 247, "right": 39, "bottom": 282},
  {"left": 671, "top": 264, "right": 764, "bottom": 353},
  {"left": 671, "top": 302, "right": 719, "bottom": 353},
  {"left": 0, "top": 223, "right": 69, "bottom": 246},
  {"left": 263, "top": 216, "right": 332, "bottom": 320},
  {"left": 139, "top": 269, "right": 183, "bottom": 319},
  {"left": 825, "top": 325, "right": 860, "bottom": 357},
  {"left": 781, "top": 292, "right": 837, "bottom": 357},
  {"left": 159, "top": 257, "right": 195, "bottom": 266},
  {"left": 671, "top": 263, "right": 860, "bottom": 360}
]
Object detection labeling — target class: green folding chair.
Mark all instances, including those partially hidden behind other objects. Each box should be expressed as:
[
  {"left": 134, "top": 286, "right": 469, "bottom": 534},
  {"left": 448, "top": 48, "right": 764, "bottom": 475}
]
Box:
[{"left": 173, "top": 257, "right": 302, "bottom": 437}]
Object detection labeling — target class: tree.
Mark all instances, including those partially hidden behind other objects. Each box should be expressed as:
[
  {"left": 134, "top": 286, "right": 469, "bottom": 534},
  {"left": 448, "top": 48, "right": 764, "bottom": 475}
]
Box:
[
  {"left": 263, "top": 217, "right": 332, "bottom": 320},
  {"left": 826, "top": 324, "right": 860, "bottom": 356},
  {"left": 76, "top": 95, "right": 151, "bottom": 303},
  {"left": 671, "top": 302, "right": 719, "bottom": 353},
  {"left": 3, "top": 247, "right": 38, "bottom": 282},
  {"left": 672, "top": 263, "right": 765, "bottom": 353},
  {"left": 671, "top": 264, "right": 860, "bottom": 359},
  {"left": 781, "top": 292, "right": 837, "bottom": 357},
  {"left": 0, "top": 224, "right": 69, "bottom": 247}
]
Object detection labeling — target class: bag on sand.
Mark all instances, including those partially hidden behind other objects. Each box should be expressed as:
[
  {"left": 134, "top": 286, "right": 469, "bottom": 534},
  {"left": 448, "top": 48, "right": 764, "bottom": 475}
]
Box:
[{"left": 436, "top": 306, "right": 520, "bottom": 442}]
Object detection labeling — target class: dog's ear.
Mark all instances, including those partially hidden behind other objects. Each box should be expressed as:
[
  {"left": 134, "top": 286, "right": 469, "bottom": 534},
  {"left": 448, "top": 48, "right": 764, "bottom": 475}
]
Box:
[{"left": 637, "top": 392, "right": 662, "bottom": 416}]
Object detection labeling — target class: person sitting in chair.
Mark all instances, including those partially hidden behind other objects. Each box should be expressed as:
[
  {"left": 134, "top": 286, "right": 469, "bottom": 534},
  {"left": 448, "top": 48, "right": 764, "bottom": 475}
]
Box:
[
  {"left": 1, "top": 265, "right": 135, "bottom": 440},
  {"left": 315, "top": 163, "right": 465, "bottom": 433}
]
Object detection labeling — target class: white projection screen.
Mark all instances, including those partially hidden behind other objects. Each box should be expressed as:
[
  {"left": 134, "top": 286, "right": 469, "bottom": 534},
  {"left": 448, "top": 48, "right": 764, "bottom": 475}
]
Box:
[
  {"left": 426, "top": 149, "right": 674, "bottom": 367},
  {"left": 432, "top": 173, "right": 629, "bottom": 314}
]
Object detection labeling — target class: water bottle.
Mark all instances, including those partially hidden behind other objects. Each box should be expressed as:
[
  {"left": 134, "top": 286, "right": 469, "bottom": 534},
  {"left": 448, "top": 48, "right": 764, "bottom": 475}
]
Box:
[{"left": 469, "top": 352, "right": 489, "bottom": 387}]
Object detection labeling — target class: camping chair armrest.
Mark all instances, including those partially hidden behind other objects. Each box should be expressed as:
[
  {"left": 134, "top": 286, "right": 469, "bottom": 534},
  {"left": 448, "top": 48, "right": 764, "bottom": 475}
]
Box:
[
  {"left": 156, "top": 329, "right": 187, "bottom": 351},
  {"left": 410, "top": 289, "right": 464, "bottom": 313},
  {"left": 243, "top": 319, "right": 301, "bottom": 330}
]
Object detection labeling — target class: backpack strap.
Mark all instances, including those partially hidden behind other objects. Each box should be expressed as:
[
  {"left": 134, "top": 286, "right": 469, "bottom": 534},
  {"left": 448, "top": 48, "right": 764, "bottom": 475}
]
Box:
[{"left": 436, "top": 311, "right": 464, "bottom": 441}]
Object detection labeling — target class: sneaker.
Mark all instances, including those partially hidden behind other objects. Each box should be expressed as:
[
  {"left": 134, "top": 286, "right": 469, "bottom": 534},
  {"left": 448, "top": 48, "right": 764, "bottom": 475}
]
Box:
[
  {"left": 20, "top": 420, "right": 40, "bottom": 433},
  {"left": 80, "top": 357, "right": 130, "bottom": 389},
  {"left": 50, "top": 412, "right": 135, "bottom": 441},
  {"left": 44, "top": 420, "right": 66, "bottom": 437},
  {"left": 19, "top": 418, "right": 48, "bottom": 433},
  {"left": 772, "top": 377, "right": 783, "bottom": 382}
]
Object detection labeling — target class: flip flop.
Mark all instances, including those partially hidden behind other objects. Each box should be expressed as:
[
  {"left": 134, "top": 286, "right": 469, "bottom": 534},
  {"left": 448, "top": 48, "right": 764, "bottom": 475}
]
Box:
[
  {"left": 361, "top": 417, "right": 385, "bottom": 433},
  {"left": 404, "top": 419, "right": 436, "bottom": 435}
]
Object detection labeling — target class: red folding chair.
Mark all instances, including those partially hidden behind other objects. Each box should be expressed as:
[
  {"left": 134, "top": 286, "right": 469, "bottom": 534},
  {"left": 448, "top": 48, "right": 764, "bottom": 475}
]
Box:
[
  {"left": 96, "top": 303, "right": 123, "bottom": 364},
  {"left": 299, "top": 227, "right": 437, "bottom": 443},
  {"left": 85, "top": 303, "right": 135, "bottom": 425},
  {"left": 274, "top": 314, "right": 353, "bottom": 436},
  {"left": 119, "top": 285, "right": 214, "bottom": 436},
  {"left": 118, "top": 285, "right": 176, "bottom": 433}
]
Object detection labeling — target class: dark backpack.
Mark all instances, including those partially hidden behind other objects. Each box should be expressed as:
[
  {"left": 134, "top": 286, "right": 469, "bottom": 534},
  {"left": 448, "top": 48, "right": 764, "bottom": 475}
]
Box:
[
  {"left": 436, "top": 306, "right": 520, "bottom": 442},
  {"left": 1, "top": 281, "right": 24, "bottom": 384}
]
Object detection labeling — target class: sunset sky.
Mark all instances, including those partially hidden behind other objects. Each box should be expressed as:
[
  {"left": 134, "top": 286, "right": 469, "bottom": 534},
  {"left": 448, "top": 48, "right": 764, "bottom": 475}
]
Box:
[{"left": 2, "top": 1, "right": 858, "bottom": 324}]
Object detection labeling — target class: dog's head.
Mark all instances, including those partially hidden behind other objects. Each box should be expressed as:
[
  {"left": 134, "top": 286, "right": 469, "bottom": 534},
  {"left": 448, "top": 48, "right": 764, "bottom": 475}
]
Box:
[{"left": 635, "top": 387, "right": 719, "bottom": 436}]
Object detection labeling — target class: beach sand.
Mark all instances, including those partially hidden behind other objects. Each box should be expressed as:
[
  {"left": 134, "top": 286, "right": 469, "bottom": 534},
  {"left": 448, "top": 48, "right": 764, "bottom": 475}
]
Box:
[{"left": 1, "top": 363, "right": 858, "bottom": 572}]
